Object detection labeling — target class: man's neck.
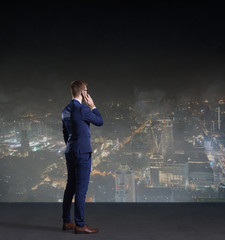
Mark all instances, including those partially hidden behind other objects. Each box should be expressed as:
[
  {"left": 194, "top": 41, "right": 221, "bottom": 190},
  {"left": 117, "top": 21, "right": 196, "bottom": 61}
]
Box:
[{"left": 73, "top": 96, "right": 82, "bottom": 104}]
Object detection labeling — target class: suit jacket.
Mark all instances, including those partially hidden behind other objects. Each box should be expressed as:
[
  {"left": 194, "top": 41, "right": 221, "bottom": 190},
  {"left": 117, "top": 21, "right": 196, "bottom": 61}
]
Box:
[{"left": 62, "top": 99, "right": 103, "bottom": 154}]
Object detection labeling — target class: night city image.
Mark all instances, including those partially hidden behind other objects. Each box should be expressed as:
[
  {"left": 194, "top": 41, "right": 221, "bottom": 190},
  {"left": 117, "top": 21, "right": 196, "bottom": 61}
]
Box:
[{"left": 1, "top": 1, "right": 225, "bottom": 204}]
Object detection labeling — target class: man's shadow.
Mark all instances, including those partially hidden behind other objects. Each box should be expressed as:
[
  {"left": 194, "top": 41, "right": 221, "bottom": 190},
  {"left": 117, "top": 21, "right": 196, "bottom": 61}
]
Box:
[{"left": 0, "top": 221, "right": 69, "bottom": 233}]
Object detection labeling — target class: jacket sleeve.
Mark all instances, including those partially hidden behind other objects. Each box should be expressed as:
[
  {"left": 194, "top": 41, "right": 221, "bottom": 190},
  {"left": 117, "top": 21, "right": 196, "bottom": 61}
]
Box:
[
  {"left": 62, "top": 121, "right": 69, "bottom": 144},
  {"left": 81, "top": 105, "right": 103, "bottom": 126}
]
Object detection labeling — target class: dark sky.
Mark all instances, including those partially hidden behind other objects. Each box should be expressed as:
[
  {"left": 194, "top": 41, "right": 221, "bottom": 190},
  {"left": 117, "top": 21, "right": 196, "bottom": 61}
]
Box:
[{"left": 0, "top": 1, "right": 225, "bottom": 111}]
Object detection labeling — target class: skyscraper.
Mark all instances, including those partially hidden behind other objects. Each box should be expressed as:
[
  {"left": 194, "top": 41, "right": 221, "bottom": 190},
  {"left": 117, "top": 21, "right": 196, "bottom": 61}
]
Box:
[
  {"left": 20, "top": 119, "right": 31, "bottom": 156},
  {"left": 115, "top": 164, "right": 136, "bottom": 202},
  {"left": 160, "top": 119, "right": 174, "bottom": 156},
  {"left": 20, "top": 130, "right": 30, "bottom": 156}
]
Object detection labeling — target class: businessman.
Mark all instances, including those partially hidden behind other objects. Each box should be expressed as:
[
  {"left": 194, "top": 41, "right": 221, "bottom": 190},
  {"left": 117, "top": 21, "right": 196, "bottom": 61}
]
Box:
[{"left": 61, "top": 80, "right": 103, "bottom": 234}]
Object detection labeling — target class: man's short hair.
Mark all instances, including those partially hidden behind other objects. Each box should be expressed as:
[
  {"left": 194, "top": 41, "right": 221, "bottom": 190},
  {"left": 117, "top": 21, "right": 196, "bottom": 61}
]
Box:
[{"left": 70, "top": 80, "right": 87, "bottom": 98}]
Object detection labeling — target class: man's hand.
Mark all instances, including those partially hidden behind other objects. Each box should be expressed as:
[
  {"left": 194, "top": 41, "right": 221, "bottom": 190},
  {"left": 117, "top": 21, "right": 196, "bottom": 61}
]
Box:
[{"left": 84, "top": 94, "right": 96, "bottom": 109}]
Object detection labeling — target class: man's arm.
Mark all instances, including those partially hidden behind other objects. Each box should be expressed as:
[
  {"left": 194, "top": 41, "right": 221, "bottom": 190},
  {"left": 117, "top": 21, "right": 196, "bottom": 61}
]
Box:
[
  {"left": 81, "top": 105, "right": 103, "bottom": 126},
  {"left": 62, "top": 121, "right": 69, "bottom": 144},
  {"left": 81, "top": 93, "right": 103, "bottom": 126}
]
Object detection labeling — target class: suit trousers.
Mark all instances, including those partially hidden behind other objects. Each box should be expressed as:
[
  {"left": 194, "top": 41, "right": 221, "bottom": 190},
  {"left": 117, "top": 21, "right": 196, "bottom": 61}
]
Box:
[{"left": 62, "top": 151, "right": 91, "bottom": 227}]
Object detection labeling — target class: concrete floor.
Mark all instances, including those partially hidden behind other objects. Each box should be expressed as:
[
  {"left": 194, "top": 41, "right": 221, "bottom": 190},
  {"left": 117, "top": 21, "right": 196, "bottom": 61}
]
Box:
[{"left": 0, "top": 202, "right": 225, "bottom": 240}]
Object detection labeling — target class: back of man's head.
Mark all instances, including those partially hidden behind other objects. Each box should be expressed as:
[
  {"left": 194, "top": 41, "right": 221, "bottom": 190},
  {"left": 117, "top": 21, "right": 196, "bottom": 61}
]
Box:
[{"left": 70, "top": 80, "right": 87, "bottom": 98}]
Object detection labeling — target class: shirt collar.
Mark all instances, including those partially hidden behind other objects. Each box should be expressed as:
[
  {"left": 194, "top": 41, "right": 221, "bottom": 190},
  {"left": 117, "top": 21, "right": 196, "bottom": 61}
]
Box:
[{"left": 73, "top": 98, "right": 82, "bottom": 104}]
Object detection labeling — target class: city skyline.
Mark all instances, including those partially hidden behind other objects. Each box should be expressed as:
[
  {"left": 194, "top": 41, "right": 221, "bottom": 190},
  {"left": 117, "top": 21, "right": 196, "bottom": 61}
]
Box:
[
  {"left": 0, "top": 94, "right": 225, "bottom": 202},
  {"left": 0, "top": 1, "right": 225, "bottom": 202}
]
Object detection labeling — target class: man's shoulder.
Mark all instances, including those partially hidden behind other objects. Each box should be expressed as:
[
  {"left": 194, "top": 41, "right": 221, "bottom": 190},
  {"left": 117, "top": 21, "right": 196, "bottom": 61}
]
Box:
[
  {"left": 62, "top": 101, "right": 74, "bottom": 119},
  {"left": 62, "top": 101, "right": 72, "bottom": 112},
  {"left": 62, "top": 101, "right": 91, "bottom": 115},
  {"left": 62, "top": 100, "right": 81, "bottom": 111}
]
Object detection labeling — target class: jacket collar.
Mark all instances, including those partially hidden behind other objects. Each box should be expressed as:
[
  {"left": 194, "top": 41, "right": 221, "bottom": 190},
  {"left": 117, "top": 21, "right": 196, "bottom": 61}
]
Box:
[{"left": 72, "top": 98, "right": 82, "bottom": 104}]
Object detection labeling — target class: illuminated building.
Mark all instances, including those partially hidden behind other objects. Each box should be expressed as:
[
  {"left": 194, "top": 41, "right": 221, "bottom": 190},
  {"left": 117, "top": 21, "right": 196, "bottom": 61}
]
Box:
[
  {"left": 160, "top": 119, "right": 174, "bottom": 156},
  {"left": 20, "top": 119, "right": 31, "bottom": 156},
  {"left": 146, "top": 155, "right": 189, "bottom": 189},
  {"left": 115, "top": 164, "right": 136, "bottom": 202}
]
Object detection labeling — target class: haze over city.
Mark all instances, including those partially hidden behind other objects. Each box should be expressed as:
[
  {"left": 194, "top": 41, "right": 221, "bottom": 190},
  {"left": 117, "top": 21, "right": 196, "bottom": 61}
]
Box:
[{"left": 0, "top": 1, "right": 225, "bottom": 202}]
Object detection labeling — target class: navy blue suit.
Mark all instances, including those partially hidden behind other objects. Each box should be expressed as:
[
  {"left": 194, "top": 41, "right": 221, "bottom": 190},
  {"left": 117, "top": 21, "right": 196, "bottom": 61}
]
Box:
[{"left": 62, "top": 99, "right": 103, "bottom": 227}]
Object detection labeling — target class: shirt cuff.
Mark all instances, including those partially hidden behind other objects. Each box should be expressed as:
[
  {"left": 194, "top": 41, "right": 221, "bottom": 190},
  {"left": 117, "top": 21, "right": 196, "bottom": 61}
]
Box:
[{"left": 91, "top": 106, "right": 97, "bottom": 111}]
